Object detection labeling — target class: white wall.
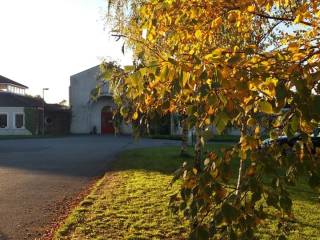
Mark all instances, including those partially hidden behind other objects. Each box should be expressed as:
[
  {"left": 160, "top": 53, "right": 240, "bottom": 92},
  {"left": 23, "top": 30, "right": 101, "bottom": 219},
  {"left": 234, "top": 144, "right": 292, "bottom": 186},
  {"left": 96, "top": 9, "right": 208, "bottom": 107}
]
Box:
[
  {"left": 70, "top": 65, "right": 132, "bottom": 134},
  {"left": 70, "top": 65, "right": 100, "bottom": 134},
  {"left": 70, "top": 66, "right": 101, "bottom": 107},
  {"left": 0, "top": 107, "right": 31, "bottom": 135}
]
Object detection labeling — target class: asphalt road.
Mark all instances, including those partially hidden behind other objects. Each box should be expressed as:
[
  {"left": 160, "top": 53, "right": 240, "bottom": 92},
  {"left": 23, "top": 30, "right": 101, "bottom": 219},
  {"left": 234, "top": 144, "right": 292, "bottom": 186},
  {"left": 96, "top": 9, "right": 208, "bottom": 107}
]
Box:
[{"left": 0, "top": 135, "right": 179, "bottom": 240}]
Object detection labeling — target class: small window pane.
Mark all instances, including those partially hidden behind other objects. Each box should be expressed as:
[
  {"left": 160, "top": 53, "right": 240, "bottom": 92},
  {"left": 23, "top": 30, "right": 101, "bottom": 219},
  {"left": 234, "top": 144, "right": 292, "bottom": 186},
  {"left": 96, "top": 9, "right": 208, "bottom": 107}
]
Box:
[
  {"left": 15, "top": 114, "right": 24, "bottom": 128},
  {"left": 0, "top": 114, "right": 7, "bottom": 128}
]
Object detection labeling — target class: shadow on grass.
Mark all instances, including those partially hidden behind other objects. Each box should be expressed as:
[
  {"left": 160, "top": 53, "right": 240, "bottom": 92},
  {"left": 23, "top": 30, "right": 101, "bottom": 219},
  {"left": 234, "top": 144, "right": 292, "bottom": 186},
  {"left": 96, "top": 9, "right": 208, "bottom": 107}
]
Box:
[
  {"left": 111, "top": 143, "right": 232, "bottom": 175},
  {"left": 112, "top": 146, "right": 192, "bottom": 175},
  {"left": 111, "top": 144, "right": 319, "bottom": 204}
]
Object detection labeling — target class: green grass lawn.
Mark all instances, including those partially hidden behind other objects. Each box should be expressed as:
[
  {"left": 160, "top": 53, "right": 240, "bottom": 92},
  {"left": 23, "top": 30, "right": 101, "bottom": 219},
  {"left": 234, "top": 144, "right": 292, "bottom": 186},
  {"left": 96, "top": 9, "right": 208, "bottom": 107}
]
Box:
[
  {"left": 148, "top": 134, "right": 240, "bottom": 142},
  {"left": 54, "top": 144, "right": 320, "bottom": 240}
]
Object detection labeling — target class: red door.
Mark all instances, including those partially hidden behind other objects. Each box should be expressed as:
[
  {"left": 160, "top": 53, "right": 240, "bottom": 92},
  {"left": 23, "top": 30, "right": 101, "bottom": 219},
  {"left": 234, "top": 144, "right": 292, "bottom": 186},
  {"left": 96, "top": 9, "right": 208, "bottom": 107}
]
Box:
[{"left": 101, "top": 108, "right": 114, "bottom": 134}]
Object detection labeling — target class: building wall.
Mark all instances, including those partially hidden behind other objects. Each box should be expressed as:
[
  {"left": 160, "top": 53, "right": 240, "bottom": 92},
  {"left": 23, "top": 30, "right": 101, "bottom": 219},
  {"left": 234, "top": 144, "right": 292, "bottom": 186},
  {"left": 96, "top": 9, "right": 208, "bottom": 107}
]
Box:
[
  {"left": 45, "top": 110, "right": 71, "bottom": 135},
  {"left": 120, "top": 121, "right": 133, "bottom": 135},
  {"left": 70, "top": 66, "right": 101, "bottom": 134},
  {"left": 0, "top": 107, "right": 31, "bottom": 135},
  {"left": 71, "top": 97, "right": 117, "bottom": 134},
  {"left": 70, "top": 65, "right": 132, "bottom": 134},
  {"left": 70, "top": 66, "right": 101, "bottom": 108}
]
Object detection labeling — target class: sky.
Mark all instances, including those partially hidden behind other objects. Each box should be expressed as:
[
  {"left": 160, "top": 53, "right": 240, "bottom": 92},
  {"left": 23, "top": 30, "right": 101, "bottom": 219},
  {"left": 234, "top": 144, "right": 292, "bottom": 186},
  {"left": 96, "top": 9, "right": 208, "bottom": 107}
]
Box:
[{"left": 0, "top": 0, "right": 132, "bottom": 103}]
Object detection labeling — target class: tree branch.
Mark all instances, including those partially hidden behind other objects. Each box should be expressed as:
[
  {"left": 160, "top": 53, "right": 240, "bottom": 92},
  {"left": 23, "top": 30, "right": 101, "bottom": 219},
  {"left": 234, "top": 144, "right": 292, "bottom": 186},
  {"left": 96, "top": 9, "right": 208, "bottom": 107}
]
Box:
[{"left": 251, "top": 12, "right": 313, "bottom": 27}]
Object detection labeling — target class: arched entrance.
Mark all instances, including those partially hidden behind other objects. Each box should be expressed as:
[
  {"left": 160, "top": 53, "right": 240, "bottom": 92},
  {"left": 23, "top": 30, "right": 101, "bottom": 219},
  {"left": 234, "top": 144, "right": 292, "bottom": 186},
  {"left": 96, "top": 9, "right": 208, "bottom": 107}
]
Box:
[{"left": 101, "top": 106, "right": 114, "bottom": 134}]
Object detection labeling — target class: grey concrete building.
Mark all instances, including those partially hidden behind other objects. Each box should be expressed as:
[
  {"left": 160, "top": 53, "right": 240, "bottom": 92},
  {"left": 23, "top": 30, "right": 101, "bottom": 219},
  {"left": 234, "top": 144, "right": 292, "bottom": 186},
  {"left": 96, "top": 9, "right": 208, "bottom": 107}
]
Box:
[{"left": 70, "top": 65, "right": 132, "bottom": 135}]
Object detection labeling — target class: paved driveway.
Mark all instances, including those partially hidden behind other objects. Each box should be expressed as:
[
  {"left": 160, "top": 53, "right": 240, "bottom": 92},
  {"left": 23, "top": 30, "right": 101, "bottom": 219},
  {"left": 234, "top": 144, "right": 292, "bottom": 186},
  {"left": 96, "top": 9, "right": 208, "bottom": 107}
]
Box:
[{"left": 0, "top": 135, "right": 178, "bottom": 240}]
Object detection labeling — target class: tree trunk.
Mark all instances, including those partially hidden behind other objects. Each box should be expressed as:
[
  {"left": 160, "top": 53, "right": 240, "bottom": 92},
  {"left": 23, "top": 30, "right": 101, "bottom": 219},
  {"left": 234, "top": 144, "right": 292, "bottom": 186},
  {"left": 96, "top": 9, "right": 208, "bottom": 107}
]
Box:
[
  {"left": 236, "top": 159, "right": 244, "bottom": 197},
  {"left": 194, "top": 127, "right": 202, "bottom": 171},
  {"left": 236, "top": 121, "right": 247, "bottom": 202}
]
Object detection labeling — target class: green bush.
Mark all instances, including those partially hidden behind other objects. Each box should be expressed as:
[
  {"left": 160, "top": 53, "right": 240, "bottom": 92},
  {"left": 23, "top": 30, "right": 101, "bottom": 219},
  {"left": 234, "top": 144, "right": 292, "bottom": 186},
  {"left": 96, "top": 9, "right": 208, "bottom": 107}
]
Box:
[{"left": 24, "top": 108, "right": 41, "bottom": 135}]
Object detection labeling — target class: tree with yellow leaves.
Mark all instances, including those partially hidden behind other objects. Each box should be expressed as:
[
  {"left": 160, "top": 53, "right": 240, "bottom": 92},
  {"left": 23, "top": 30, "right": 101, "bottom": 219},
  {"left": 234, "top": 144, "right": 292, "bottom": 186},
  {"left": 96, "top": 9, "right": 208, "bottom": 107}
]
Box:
[{"left": 104, "top": 0, "right": 320, "bottom": 239}]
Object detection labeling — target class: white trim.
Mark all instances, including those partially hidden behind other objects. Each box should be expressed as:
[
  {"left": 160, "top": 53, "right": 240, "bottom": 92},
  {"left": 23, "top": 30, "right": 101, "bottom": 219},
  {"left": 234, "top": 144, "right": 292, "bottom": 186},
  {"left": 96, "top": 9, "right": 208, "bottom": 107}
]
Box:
[
  {"left": 8, "top": 83, "right": 28, "bottom": 90},
  {"left": 0, "top": 112, "right": 9, "bottom": 129},
  {"left": 13, "top": 112, "right": 25, "bottom": 129}
]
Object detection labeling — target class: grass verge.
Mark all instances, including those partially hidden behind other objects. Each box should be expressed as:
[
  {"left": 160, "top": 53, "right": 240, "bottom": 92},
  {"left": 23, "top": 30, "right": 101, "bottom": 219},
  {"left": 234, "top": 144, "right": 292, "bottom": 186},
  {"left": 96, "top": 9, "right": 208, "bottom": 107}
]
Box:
[
  {"left": 54, "top": 144, "right": 320, "bottom": 240},
  {"left": 147, "top": 134, "right": 240, "bottom": 142},
  {"left": 53, "top": 146, "right": 194, "bottom": 240}
]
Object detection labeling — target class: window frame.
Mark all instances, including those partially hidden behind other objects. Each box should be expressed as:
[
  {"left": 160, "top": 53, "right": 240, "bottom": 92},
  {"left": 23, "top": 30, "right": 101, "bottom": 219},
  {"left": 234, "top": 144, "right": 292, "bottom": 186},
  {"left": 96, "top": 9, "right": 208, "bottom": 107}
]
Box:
[
  {"left": 13, "top": 112, "right": 25, "bottom": 129},
  {"left": 0, "top": 112, "right": 9, "bottom": 129}
]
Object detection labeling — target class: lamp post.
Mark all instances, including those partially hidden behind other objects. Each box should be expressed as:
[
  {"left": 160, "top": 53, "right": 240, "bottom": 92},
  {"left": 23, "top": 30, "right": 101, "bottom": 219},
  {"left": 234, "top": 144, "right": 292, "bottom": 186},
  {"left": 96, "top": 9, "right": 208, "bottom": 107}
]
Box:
[{"left": 42, "top": 88, "right": 49, "bottom": 135}]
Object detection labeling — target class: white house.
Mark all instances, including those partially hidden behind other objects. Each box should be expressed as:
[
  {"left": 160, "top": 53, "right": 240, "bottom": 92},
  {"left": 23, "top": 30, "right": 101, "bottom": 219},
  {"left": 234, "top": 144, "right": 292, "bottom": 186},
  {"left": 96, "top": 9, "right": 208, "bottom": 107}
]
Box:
[
  {"left": 70, "top": 65, "right": 132, "bottom": 135},
  {"left": 0, "top": 75, "right": 42, "bottom": 135}
]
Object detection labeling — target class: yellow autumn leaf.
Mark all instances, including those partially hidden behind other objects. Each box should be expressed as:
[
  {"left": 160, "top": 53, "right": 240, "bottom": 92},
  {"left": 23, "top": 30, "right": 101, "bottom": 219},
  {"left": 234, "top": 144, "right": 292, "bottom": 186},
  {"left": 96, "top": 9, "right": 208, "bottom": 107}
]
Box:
[
  {"left": 264, "top": 77, "right": 278, "bottom": 87},
  {"left": 227, "top": 11, "right": 238, "bottom": 23},
  {"left": 249, "top": 82, "right": 258, "bottom": 91},
  {"left": 244, "top": 96, "right": 253, "bottom": 105},
  {"left": 195, "top": 29, "right": 202, "bottom": 39},
  {"left": 266, "top": 3, "right": 271, "bottom": 12},
  {"left": 145, "top": 95, "right": 152, "bottom": 105},
  {"left": 132, "top": 112, "right": 139, "bottom": 120},
  {"left": 182, "top": 71, "right": 190, "bottom": 87},
  {"left": 208, "top": 106, "right": 215, "bottom": 115},
  {"left": 236, "top": 19, "right": 241, "bottom": 28},
  {"left": 255, "top": 126, "right": 260, "bottom": 135},
  {"left": 212, "top": 48, "right": 224, "bottom": 56},
  {"left": 247, "top": 118, "right": 256, "bottom": 127},
  {"left": 292, "top": 52, "right": 304, "bottom": 61},
  {"left": 192, "top": 168, "right": 198, "bottom": 175},
  {"left": 211, "top": 17, "right": 222, "bottom": 28},
  {"left": 169, "top": 104, "right": 176, "bottom": 112},
  {"left": 247, "top": 5, "right": 255, "bottom": 13},
  {"left": 190, "top": 8, "right": 197, "bottom": 19},
  {"left": 288, "top": 42, "right": 299, "bottom": 52},
  {"left": 204, "top": 53, "right": 213, "bottom": 60},
  {"left": 258, "top": 101, "right": 273, "bottom": 114},
  {"left": 294, "top": 14, "right": 303, "bottom": 23}
]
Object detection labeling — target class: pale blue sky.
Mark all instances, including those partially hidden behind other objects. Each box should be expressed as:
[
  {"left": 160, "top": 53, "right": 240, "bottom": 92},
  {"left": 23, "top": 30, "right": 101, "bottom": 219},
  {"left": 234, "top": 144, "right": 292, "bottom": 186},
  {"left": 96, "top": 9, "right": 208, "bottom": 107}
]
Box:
[{"left": 0, "top": 0, "right": 131, "bottom": 103}]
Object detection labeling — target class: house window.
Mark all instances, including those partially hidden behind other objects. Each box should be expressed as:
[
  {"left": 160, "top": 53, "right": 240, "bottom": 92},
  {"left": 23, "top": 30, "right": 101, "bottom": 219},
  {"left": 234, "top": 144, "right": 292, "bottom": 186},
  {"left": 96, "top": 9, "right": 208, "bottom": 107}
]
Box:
[
  {"left": 0, "top": 114, "right": 8, "bottom": 128},
  {"left": 0, "top": 84, "right": 7, "bottom": 91},
  {"left": 15, "top": 113, "right": 24, "bottom": 128}
]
